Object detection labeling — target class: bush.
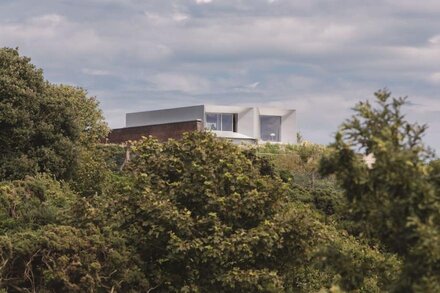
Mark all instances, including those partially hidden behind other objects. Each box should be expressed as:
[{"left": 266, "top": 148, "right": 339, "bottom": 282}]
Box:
[
  {"left": 100, "top": 132, "right": 401, "bottom": 292},
  {"left": 0, "top": 175, "right": 148, "bottom": 292},
  {"left": 320, "top": 90, "right": 440, "bottom": 290},
  {"left": 0, "top": 48, "right": 108, "bottom": 182},
  {"left": 258, "top": 142, "right": 330, "bottom": 188}
]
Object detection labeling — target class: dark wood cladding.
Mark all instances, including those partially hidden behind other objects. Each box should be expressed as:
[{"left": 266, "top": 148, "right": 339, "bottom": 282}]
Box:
[{"left": 106, "top": 120, "right": 203, "bottom": 144}]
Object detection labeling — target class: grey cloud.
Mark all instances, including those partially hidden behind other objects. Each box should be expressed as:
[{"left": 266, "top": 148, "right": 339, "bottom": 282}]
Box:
[{"left": 1, "top": 0, "right": 439, "bottom": 150}]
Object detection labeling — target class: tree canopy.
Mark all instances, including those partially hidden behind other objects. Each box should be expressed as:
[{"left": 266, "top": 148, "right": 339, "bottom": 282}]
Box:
[
  {"left": 0, "top": 48, "right": 108, "bottom": 182},
  {"left": 320, "top": 90, "right": 440, "bottom": 291},
  {"left": 73, "top": 132, "right": 399, "bottom": 292}
]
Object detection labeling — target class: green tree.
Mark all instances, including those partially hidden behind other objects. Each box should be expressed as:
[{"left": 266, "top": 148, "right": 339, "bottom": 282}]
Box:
[
  {"left": 101, "top": 132, "right": 400, "bottom": 292},
  {"left": 0, "top": 48, "right": 108, "bottom": 183},
  {"left": 0, "top": 174, "right": 149, "bottom": 292},
  {"left": 320, "top": 90, "right": 440, "bottom": 291},
  {"left": 115, "top": 132, "right": 289, "bottom": 291},
  {"left": 0, "top": 132, "right": 401, "bottom": 292}
]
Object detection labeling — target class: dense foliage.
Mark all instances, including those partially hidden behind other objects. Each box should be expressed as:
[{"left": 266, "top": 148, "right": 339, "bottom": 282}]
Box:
[
  {"left": 106, "top": 133, "right": 401, "bottom": 291},
  {"left": 0, "top": 49, "right": 438, "bottom": 292},
  {"left": 0, "top": 175, "right": 147, "bottom": 292},
  {"left": 0, "top": 48, "right": 108, "bottom": 185},
  {"left": 0, "top": 132, "right": 401, "bottom": 292},
  {"left": 320, "top": 90, "right": 440, "bottom": 291}
]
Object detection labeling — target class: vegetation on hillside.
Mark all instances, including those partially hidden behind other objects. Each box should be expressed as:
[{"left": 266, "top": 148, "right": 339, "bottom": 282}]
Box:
[{"left": 0, "top": 48, "right": 439, "bottom": 292}]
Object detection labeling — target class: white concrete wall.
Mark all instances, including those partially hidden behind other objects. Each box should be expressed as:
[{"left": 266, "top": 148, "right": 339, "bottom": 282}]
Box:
[
  {"left": 126, "top": 105, "right": 204, "bottom": 127},
  {"left": 237, "top": 107, "right": 256, "bottom": 138},
  {"left": 281, "top": 110, "right": 296, "bottom": 144}
]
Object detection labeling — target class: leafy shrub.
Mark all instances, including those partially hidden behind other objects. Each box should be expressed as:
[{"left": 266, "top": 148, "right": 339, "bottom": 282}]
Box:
[
  {"left": 0, "top": 48, "right": 108, "bottom": 182},
  {"left": 0, "top": 175, "right": 148, "bottom": 292},
  {"left": 320, "top": 90, "right": 440, "bottom": 291},
  {"left": 102, "top": 132, "right": 401, "bottom": 292},
  {"left": 258, "top": 142, "right": 330, "bottom": 188}
]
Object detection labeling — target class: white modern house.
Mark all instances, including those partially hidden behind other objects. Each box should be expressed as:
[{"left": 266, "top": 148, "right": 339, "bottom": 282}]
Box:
[{"left": 124, "top": 105, "right": 297, "bottom": 144}]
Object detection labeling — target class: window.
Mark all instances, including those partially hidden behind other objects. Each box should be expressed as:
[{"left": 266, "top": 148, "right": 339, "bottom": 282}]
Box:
[
  {"left": 221, "top": 113, "right": 233, "bottom": 131},
  {"left": 260, "top": 115, "right": 281, "bottom": 142},
  {"left": 205, "top": 113, "right": 235, "bottom": 131},
  {"left": 206, "top": 113, "right": 220, "bottom": 130}
]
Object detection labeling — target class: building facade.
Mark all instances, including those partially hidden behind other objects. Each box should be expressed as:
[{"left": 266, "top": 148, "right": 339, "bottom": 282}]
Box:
[{"left": 108, "top": 105, "right": 296, "bottom": 144}]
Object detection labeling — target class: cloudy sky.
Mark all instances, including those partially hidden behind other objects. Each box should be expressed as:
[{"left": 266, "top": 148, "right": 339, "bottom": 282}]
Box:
[{"left": 1, "top": 0, "right": 440, "bottom": 150}]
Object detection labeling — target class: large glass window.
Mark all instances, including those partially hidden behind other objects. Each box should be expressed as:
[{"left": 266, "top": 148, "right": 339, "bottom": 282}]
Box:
[
  {"left": 221, "top": 113, "right": 233, "bottom": 131},
  {"left": 205, "top": 113, "right": 235, "bottom": 131},
  {"left": 260, "top": 115, "right": 281, "bottom": 142},
  {"left": 206, "top": 113, "right": 221, "bottom": 130}
]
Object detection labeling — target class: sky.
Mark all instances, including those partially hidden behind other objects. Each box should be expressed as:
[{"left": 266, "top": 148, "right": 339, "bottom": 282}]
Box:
[{"left": 1, "top": 0, "right": 440, "bottom": 150}]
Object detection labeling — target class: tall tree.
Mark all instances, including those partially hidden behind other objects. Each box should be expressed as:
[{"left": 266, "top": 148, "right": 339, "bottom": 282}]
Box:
[
  {"left": 320, "top": 90, "right": 440, "bottom": 291},
  {"left": 104, "top": 132, "right": 400, "bottom": 292},
  {"left": 0, "top": 48, "right": 108, "bottom": 181}
]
